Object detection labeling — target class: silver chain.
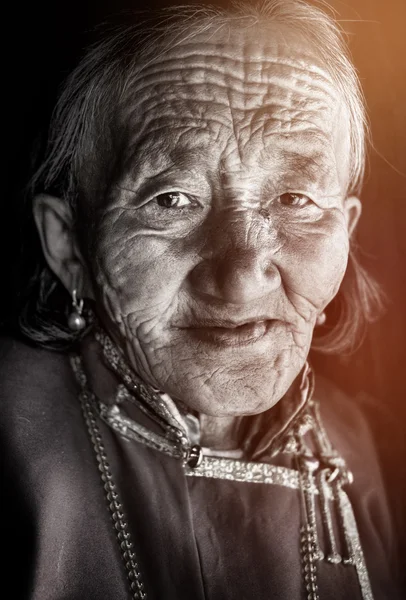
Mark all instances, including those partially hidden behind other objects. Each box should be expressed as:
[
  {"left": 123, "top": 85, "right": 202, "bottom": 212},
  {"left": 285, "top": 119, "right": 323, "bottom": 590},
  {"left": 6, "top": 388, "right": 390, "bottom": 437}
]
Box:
[
  {"left": 300, "top": 524, "right": 320, "bottom": 600},
  {"left": 73, "top": 355, "right": 147, "bottom": 600}
]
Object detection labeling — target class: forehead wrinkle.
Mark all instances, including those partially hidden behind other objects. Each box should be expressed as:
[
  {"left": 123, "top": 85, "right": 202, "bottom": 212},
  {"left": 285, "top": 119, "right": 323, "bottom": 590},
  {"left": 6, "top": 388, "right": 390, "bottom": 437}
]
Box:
[
  {"left": 123, "top": 55, "right": 338, "bottom": 121},
  {"left": 123, "top": 74, "right": 339, "bottom": 136},
  {"left": 233, "top": 103, "right": 335, "bottom": 159},
  {"left": 132, "top": 30, "right": 336, "bottom": 84},
  {"left": 129, "top": 55, "right": 336, "bottom": 97}
]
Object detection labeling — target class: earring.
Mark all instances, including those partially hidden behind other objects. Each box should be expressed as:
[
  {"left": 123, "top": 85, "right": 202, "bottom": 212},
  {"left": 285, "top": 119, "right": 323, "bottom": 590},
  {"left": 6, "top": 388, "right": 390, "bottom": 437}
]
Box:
[
  {"left": 68, "top": 289, "right": 86, "bottom": 331},
  {"left": 316, "top": 312, "right": 326, "bottom": 327}
]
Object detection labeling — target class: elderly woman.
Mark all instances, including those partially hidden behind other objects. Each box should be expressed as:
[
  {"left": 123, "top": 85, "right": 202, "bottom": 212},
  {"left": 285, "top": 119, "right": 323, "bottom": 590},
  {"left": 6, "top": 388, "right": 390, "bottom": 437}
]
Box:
[{"left": 1, "top": 1, "right": 402, "bottom": 599}]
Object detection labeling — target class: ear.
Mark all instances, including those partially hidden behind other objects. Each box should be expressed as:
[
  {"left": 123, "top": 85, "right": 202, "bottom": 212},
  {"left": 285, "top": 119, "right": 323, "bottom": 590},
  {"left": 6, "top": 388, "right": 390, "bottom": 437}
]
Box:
[
  {"left": 343, "top": 195, "right": 362, "bottom": 238},
  {"left": 33, "top": 194, "right": 94, "bottom": 298}
]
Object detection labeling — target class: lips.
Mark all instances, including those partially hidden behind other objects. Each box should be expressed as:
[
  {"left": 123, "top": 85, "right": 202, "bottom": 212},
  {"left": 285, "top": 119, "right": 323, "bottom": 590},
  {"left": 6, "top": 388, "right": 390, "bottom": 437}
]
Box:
[{"left": 182, "top": 319, "right": 277, "bottom": 347}]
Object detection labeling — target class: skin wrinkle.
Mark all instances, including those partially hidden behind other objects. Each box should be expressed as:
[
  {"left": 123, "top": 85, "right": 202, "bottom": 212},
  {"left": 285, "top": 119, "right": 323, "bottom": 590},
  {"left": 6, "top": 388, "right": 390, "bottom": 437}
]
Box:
[
  {"left": 124, "top": 89, "right": 334, "bottom": 150},
  {"left": 127, "top": 42, "right": 337, "bottom": 87},
  {"left": 124, "top": 122, "right": 333, "bottom": 185},
  {"left": 225, "top": 89, "right": 244, "bottom": 165},
  {"left": 125, "top": 62, "right": 336, "bottom": 104},
  {"left": 77, "top": 26, "right": 359, "bottom": 431}
]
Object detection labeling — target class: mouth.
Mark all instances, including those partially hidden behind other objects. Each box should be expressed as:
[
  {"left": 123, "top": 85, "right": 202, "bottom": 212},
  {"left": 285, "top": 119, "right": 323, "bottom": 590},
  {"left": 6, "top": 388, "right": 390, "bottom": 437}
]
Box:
[{"left": 181, "top": 318, "right": 278, "bottom": 348}]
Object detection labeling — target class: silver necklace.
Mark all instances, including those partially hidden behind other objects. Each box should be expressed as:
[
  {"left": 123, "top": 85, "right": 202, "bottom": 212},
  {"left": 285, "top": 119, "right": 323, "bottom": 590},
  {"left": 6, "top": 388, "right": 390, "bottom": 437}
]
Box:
[{"left": 72, "top": 355, "right": 147, "bottom": 599}]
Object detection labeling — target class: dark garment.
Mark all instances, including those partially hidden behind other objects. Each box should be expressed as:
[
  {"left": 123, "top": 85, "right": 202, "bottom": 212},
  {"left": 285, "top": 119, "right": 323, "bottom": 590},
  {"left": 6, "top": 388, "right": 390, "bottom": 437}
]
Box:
[{"left": 0, "top": 337, "right": 402, "bottom": 600}]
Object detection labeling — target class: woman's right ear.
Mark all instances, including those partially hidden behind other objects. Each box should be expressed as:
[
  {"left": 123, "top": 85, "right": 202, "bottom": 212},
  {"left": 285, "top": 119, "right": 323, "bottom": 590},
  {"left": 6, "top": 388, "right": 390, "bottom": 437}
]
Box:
[{"left": 33, "top": 194, "right": 93, "bottom": 297}]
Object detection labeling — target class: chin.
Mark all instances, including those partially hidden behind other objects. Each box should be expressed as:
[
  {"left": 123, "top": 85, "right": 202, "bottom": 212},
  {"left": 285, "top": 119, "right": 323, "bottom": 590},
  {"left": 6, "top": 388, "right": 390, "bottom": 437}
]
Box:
[
  {"left": 186, "top": 395, "right": 281, "bottom": 418},
  {"left": 163, "top": 358, "right": 304, "bottom": 417}
]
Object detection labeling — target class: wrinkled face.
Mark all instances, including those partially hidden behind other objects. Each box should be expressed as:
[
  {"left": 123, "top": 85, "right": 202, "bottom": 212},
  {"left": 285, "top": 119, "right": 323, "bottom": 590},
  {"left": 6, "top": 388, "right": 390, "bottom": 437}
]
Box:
[{"left": 89, "top": 26, "right": 356, "bottom": 416}]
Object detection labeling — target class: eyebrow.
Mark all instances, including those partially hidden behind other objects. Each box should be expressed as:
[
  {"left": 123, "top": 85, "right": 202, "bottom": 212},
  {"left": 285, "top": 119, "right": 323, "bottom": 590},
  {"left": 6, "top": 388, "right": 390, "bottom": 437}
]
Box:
[{"left": 278, "top": 150, "right": 332, "bottom": 178}]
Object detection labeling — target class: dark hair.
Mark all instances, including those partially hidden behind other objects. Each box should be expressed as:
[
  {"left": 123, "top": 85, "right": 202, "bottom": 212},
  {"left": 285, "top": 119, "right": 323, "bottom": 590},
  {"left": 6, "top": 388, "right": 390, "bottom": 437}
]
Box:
[{"left": 18, "top": 0, "right": 384, "bottom": 352}]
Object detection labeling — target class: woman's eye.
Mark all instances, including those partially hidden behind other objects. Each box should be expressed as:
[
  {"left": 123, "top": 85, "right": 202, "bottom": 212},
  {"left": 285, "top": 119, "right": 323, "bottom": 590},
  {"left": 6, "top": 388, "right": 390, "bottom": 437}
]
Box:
[
  {"left": 154, "top": 192, "right": 192, "bottom": 209},
  {"left": 278, "top": 193, "right": 313, "bottom": 207}
]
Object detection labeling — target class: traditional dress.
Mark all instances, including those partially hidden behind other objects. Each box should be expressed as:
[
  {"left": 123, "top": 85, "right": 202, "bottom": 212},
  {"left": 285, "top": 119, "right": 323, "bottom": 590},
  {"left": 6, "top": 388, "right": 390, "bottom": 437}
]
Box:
[{"left": 0, "top": 332, "right": 402, "bottom": 600}]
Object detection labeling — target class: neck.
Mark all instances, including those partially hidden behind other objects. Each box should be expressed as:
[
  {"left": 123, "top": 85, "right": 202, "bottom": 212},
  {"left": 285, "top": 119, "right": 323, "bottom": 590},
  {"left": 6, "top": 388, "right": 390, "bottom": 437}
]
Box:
[{"left": 198, "top": 414, "right": 243, "bottom": 450}]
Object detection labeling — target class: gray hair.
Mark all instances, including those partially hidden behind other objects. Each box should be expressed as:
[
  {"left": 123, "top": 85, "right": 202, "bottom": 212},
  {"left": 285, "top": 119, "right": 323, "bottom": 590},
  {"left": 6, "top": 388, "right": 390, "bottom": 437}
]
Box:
[{"left": 20, "top": 0, "right": 384, "bottom": 353}]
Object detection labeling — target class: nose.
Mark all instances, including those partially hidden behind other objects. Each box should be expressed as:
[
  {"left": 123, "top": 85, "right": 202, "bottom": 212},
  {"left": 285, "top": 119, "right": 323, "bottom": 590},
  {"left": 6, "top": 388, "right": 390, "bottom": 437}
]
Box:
[{"left": 189, "top": 212, "right": 282, "bottom": 305}]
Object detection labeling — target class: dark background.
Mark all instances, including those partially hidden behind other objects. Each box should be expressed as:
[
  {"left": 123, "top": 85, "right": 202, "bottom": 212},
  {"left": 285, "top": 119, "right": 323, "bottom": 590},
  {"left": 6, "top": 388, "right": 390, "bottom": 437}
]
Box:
[{"left": 3, "top": 0, "right": 405, "bottom": 509}]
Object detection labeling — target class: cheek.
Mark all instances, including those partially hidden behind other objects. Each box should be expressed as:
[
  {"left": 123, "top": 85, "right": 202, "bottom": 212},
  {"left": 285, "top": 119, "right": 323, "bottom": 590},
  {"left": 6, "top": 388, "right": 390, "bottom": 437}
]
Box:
[
  {"left": 280, "top": 212, "right": 350, "bottom": 308},
  {"left": 91, "top": 213, "right": 194, "bottom": 320}
]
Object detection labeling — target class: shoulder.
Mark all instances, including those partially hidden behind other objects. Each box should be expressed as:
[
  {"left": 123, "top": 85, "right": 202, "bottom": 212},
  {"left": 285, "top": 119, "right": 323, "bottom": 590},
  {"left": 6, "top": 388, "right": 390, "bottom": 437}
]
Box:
[
  {"left": 0, "top": 336, "right": 79, "bottom": 440},
  {"left": 0, "top": 335, "right": 76, "bottom": 397},
  {"left": 0, "top": 336, "right": 86, "bottom": 503}
]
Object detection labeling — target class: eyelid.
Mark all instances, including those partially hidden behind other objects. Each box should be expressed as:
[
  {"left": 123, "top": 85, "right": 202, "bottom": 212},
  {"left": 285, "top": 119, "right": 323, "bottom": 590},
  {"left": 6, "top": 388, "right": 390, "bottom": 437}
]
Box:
[
  {"left": 154, "top": 191, "right": 192, "bottom": 204},
  {"left": 144, "top": 189, "right": 201, "bottom": 208},
  {"left": 290, "top": 191, "right": 321, "bottom": 206},
  {"left": 284, "top": 191, "right": 314, "bottom": 200},
  {"left": 270, "top": 191, "right": 315, "bottom": 204}
]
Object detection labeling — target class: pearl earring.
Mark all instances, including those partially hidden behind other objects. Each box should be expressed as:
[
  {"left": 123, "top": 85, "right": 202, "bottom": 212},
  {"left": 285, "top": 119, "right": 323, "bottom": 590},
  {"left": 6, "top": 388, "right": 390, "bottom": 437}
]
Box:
[
  {"left": 316, "top": 312, "right": 326, "bottom": 327},
  {"left": 68, "top": 289, "right": 86, "bottom": 331}
]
